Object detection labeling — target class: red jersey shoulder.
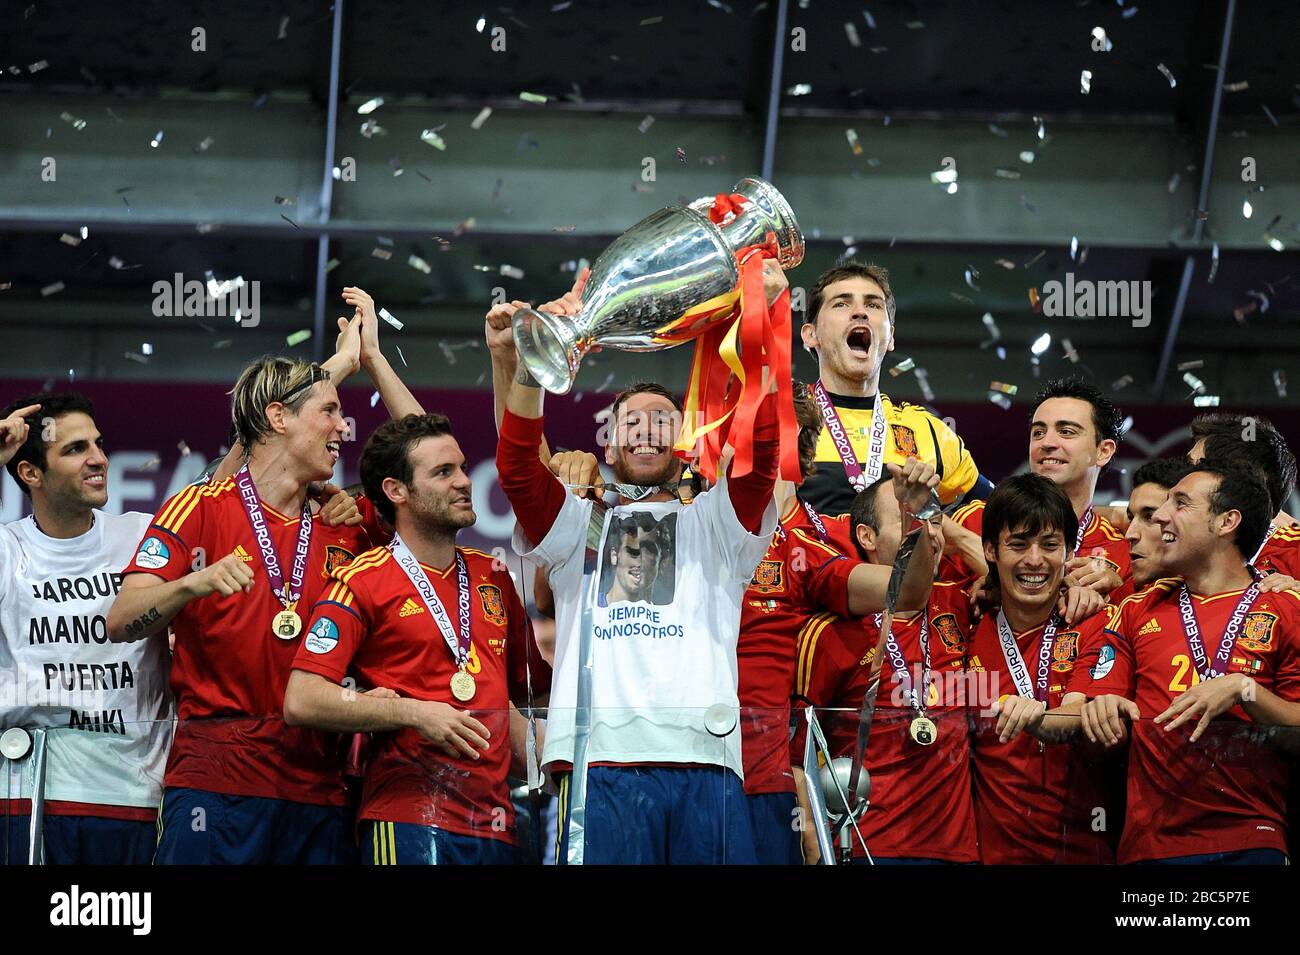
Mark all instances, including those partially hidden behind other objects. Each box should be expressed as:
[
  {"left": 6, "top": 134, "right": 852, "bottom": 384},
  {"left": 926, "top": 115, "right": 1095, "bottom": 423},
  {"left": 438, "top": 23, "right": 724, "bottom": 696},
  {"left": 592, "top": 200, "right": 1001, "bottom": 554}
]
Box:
[
  {"left": 1110, "top": 577, "right": 1180, "bottom": 631},
  {"left": 1241, "top": 589, "right": 1300, "bottom": 653},
  {"left": 952, "top": 498, "right": 985, "bottom": 533},
  {"left": 462, "top": 547, "right": 517, "bottom": 627},
  {"left": 153, "top": 478, "right": 233, "bottom": 537}
]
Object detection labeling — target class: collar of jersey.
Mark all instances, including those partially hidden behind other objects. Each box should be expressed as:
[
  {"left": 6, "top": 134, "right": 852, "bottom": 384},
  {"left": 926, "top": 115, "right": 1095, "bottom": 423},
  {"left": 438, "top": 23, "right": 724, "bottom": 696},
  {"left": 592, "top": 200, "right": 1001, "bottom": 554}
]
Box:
[{"left": 821, "top": 389, "right": 883, "bottom": 410}]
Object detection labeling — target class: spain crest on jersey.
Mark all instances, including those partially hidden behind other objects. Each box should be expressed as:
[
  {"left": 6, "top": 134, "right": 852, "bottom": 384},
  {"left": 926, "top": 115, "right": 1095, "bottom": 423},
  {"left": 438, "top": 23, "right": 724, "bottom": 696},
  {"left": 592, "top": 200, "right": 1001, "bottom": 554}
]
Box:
[
  {"left": 933, "top": 613, "right": 965, "bottom": 654},
  {"left": 322, "top": 545, "right": 355, "bottom": 576},
  {"left": 1241, "top": 612, "right": 1277, "bottom": 653},
  {"left": 1052, "top": 632, "right": 1079, "bottom": 672},
  {"left": 890, "top": 424, "right": 919, "bottom": 458},
  {"left": 749, "top": 559, "right": 785, "bottom": 595},
  {"left": 477, "top": 584, "right": 507, "bottom": 627}
]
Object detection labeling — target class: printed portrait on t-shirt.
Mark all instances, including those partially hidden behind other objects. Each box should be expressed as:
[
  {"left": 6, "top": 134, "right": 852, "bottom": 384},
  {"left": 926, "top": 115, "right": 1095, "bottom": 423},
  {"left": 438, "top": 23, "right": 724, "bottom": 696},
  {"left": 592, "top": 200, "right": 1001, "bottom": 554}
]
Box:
[{"left": 598, "top": 512, "right": 677, "bottom": 607}]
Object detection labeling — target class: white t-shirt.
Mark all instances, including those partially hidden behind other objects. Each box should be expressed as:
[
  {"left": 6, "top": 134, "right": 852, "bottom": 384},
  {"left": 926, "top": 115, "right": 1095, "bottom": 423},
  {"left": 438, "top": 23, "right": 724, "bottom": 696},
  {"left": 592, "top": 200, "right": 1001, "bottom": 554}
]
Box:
[
  {"left": 0, "top": 511, "right": 171, "bottom": 810},
  {"left": 514, "top": 476, "right": 776, "bottom": 781}
]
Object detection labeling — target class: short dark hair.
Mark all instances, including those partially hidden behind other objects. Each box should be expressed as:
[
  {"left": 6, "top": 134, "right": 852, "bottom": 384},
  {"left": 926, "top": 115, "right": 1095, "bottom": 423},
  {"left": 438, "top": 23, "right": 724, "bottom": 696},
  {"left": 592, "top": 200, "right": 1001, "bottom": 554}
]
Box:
[
  {"left": 847, "top": 475, "right": 892, "bottom": 559},
  {"left": 1, "top": 392, "right": 97, "bottom": 497},
  {"left": 1131, "top": 456, "right": 1195, "bottom": 494},
  {"left": 804, "top": 261, "right": 896, "bottom": 328},
  {"left": 1032, "top": 375, "right": 1124, "bottom": 447},
  {"left": 359, "top": 413, "right": 455, "bottom": 524},
  {"left": 1184, "top": 462, "right": 1273, "bottom": 560},
  {"left": 1200, "top": 430, "right": 1296, "bottom": 516},
  {"left": 794, "top": 382, "right": 822, "bottom": 481},
  {"left": 1190, "top": 411, "right": 1283, "bottom": 443},
  {"left": 982, "top": 473, "right": 1079, "bottom": 552},
  {"left": 609, "top": 381, "right": 683, "bottom": 426}
]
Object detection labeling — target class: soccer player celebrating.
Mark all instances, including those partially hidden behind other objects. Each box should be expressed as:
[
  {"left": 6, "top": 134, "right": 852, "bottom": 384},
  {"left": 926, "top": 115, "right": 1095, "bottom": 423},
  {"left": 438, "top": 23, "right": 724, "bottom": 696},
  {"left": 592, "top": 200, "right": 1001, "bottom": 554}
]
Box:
[
  {"left": 107, "top": 357, "right": 381, "bottom": 864},
  {"left": 949, "top": 376, "right": 1130, "bottom": 596},
  {"left": 1187, "top": 412, "right": 1299, "bottom": 578},
  {"left": 963, "top": 474, "right": 1116, "bottom": 864},
  {"left": 494, "top": 286, "right": 789, "bottom": 863},
  {"left": 0, "top": 394, "right": 170, "bottom": 864},
  {"left": 1078, "top": 462, "right": 1300, "bottom": 864},
  {"left": 283, "top": 414, "right": 547, "bottom": 865},
  {"left": 797, "top": 261, "right": 989, "bottom": 516}
]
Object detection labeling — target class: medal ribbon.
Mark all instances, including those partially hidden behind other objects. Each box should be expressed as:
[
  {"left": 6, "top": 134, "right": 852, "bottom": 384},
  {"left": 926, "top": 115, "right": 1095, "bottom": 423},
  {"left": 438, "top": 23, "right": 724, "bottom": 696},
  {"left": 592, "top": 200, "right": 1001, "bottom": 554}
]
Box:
[
  {"left": 883, "top": 612, "right": 933, "bottom": 714},
  {"left": 1176, "top": 582, "right": 1260, "bottom": 681},
  {"left": 1249, "top": 522, "right": 1277, "bottom": 566},
  {"left": 390, "top": 535, "right": 472, "bottom": 670},
  {"left": 1074, "top": 505, "right": 1094, "bottom": 558},
  {"left": 801, "top": 499, "right": 831, "bottom": 544},
  {"left": 811, "top": 383, "right": 886, "bottom": 492},
  {"left": 234, "top": 465, "right": 312, "bottom": 611},
  {"left": 995, "top": 610, "right": 1062, "bottom": 704}
]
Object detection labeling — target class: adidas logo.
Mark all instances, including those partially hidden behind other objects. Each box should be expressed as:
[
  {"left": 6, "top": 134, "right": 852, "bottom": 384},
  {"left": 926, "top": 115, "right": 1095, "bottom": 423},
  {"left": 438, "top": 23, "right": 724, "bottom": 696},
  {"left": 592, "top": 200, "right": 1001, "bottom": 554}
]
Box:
[
  {"left": 1138, "top": 618, "right": 1161, "bottom": 635},
  {"left": 398, "top": 598, "right": 424, "bottom": 618},
  {"left": 233, "top": 545, "right": 254, "bottom": 563}
]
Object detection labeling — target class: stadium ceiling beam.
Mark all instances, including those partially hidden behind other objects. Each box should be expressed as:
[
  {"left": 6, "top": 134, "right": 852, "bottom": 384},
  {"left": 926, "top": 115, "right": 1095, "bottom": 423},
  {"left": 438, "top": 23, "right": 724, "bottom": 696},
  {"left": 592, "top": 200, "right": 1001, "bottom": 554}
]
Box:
[
  {"left": 760, "top": 0, "right": 790, "bottom": 181},
  {"left": 310, "top": 0, "right": 345, "bottom": 363},
  {"left": 1151, "top": 0, "right": 1236, "bottom": 396}
]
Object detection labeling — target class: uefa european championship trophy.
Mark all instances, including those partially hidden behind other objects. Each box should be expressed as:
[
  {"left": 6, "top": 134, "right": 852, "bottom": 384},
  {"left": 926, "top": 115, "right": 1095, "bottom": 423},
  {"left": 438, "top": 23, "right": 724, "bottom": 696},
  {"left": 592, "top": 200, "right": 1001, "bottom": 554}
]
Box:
[{"left": 512, "top": 176, "right": 804, "bottom": 395}]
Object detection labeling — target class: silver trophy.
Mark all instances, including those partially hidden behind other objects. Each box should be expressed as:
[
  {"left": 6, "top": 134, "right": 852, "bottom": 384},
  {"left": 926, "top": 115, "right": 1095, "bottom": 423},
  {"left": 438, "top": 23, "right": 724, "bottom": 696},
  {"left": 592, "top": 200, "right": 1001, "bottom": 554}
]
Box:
[{"left": 513, "top": 176, "right": 804, "bottom": 394}]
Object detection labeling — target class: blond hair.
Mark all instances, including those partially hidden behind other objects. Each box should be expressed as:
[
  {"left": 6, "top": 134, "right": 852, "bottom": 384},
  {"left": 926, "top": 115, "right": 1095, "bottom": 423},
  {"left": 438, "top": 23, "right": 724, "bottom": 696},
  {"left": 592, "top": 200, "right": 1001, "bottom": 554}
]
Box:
[{"left": 230, "top": 356, "right": 329, "bottom": 450}]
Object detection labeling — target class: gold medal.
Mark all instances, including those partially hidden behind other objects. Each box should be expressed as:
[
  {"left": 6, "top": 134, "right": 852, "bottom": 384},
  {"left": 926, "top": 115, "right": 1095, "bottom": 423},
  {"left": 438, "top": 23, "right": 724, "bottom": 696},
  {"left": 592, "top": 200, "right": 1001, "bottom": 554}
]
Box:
[
  {"left": 272, "top": 609, "right": 303, "bottom": 640},
  {"left": 909, "top": 715, "right": 937, "bottom": 746},
  {"left": 450, "top": 670, "right": 476, "bottom": 702}
]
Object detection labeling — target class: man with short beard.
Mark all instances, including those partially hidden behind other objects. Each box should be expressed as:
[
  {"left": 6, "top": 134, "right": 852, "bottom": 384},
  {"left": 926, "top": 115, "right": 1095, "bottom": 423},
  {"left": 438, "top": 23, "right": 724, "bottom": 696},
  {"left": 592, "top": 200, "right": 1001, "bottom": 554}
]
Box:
[
  {"left": 949, "top": 376, "right": 1130, "bottom": 596},
  {"left": 284, "top": 414, "right": 546, "bottom": 865},
  {"left": 602, "top": 514, "right": 662, "bottom": 606},
  {"left": 797, "top": 261, "right": 989, "bottom": 517},
  {"left": 1075, "top": 462, "right": 1300, "bottom": 864}
]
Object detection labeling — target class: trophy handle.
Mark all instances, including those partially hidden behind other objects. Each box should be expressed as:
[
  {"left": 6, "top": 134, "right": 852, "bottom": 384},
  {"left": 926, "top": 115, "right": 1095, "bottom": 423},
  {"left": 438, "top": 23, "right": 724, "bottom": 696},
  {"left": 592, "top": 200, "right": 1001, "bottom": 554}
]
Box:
[{"left": 513, "top": 307, "right": 584, "bottom": 395}]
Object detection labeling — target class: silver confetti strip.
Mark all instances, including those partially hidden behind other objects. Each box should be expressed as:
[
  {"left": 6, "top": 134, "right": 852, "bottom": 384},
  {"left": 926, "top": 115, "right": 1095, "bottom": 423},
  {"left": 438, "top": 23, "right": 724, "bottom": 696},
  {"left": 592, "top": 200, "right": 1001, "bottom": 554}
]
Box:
[
  {"left": 408, "top": 254, "right": 432, "bottom": 274},
  {"left": 1177, "top": 359, "right": 1204, "bottom": 371},
  {"left": 638, "top": 114, "right": 655, "bottom": 133},
  {"left": 1182, "top": 372, "right": 1206, "bottom": 395},
  {"left": 1112, "top": 375, "right": 1134, "bottom": 391},
  {"left": 888, "top": 357, "right": 916, "bottom": 377},
  {"left": 471, "top": 107, "right": 493, "bottom": 130},
  {"left": 420, "top": 128, "right": 447, "bottom": 150},
  {"left": 914, "top": 367, "right": 935, "bottom": 402},
  {"left": 357, "top": 97, "right": 384, "bottom": 115},
  {"left": 1274, "top": 370, "right": 1287, "bottom": 398},
  {"left": 379, "top": 308, "right": 403, "bottom": 330},
  {"left": 1156, "top": 63, "right": 1177, "bottom": 88},
  {"left": 1193, "top": 396, "right": 1220, "bottom": 407}
]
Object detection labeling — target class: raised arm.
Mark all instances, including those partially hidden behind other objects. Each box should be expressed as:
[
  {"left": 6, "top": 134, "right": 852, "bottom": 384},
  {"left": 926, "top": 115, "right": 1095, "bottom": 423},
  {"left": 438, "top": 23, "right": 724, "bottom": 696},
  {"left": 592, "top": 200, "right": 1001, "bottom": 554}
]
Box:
[
  {"left": 343, "top": 286, "right": 425, "bottom": 419},
  {"left": 497, "top": 363, "right": 569, "bottom": 548}
]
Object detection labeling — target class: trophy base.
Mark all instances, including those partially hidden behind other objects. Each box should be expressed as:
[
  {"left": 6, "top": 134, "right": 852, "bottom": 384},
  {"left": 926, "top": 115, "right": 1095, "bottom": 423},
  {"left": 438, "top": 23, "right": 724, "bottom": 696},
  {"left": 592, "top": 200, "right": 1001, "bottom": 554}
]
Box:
[{"left": 513, "top": 307, "right": 581, "bottom": 395}]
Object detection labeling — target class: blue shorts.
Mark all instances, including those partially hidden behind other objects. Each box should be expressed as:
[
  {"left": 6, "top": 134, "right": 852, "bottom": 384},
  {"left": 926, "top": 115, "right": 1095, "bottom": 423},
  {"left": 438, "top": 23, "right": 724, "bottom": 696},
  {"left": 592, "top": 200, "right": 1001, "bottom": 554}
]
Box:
[
  {"left": 3, "top": 814, "right": 155, "bottom": 865},
  {"left": 361, "top": 820, "right": 516, "bottom": 865},
  {"left": 1136, "top": 848, "right": 1288, "bottom": 865},
  {"left": 154, "top": 787, "right": 351, "bottom": 865},
  {"left": 745, "top": 792, "right": 801, "bottom": 865},
  {"left": 555, "top": 765, "right": 756, "bottom": 865}
]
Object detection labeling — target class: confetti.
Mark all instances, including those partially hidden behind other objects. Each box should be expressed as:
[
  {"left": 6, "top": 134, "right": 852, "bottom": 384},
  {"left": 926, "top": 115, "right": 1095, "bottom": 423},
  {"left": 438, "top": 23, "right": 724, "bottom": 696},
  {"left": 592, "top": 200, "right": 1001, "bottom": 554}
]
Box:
[
  {"left": 1156, "top": 63, "right": 1176, "bottom": 88},
  {"left": 1274, "top": 371, "right": 1287, "bottom": 398},
  {"left": 500, "top": 264, "right": 525, "bottom": 280},
  {"left": 914, "top": 368, "right": 935, "bottom": 402},
  {"left": 60, "top": 111, "right": 87, "bottom": 130},
  {"left": 1167, "top": 171, "right": 1180, "bottom": 194},
  {"left": 286, "top": 330, "right": 312, "bottom": 347},
  {"left": 142, "top": 343, "right": 154, "bottom": 356},
  {"left": 438, "top": 342, "right": 457, "bottom": 365},
  {"left": 278, "top": 15, "right": 289, "bottom": 39},
  {"left": 987, "top": 123, "right": 1009, "bottom": 138},
  {"left": 29, "top": 59, "right": 48, "bottom": 73},
  {"left": 1182, "top": 372, "right": 1206, "bottom": 395},
  {"left": 372, "top": 248, "right": 392, "bottom": 261},
  {"left": 150, "top": 130, "right": 164, "bottom": 149},
  {"left": 360, "top": 119, "right": 386, "bottom": 138},
  {"left": 675, "top": 147, "right": 687, "bottom": 164},
  {"left": 471, "top": 107, "right": 493, "bottom": 130},
  {"left": 41, "top": 281, "right": 65, "bottom": 297},
  {"left": 905, "top": 20, "right": 925, "bottom": 29},
  {"left": 1233, "top": 300, "right": 1258, "bottom": 324},
  {"left": 639, "top": 15, "right": 663, "bottom": 25},
  {"left": 274, "top": 195, "right": 295, "bottom": 206},
  {"left": 1177, "top": 359, "right": 1204, "bottom": 371},
  {"left": 1062, "top": 339, "right": 1080, "bottom": 363},
  {"left": 213, "top": 339, "right": 232, "bottom": 349},
  {"left": 59, "top": 233, "right": 81, "bottom": 247},
  {"left": 1242, "top": 199, "right": 1253, "bottom": 219},
  {"left": 786, "top": 83, "right": 813, "bottom": 96},
  {"left": 1223, "top": 81, "right": 1249, "bottom": 93},
  {"left": 123, "top": 351, "right": 150, "bottom": 365},
  {"left": 1112, "top": 375, "right": 1134, "bottom": 391},
  {"left": 948, "top": 292, "right": 973, "bottom": 305},
  {"left": 995, "top": 168, "right": 1021, "bottom": 179},
  {"left": 993, "top": 259, "right": 1016, "bottom": 270},
  {"left": 177, "top": 440, "right": 190, "bottom": 456},
  {"left": 325, "top": 257, "right": 340, "bottom": 273},
  {"left": 963, "top": 266, "right": 980, "bottom": 291},
  {"left": 980, "top": 313, "right": 1001, "bottom": 344},
  {"left": 1023, "top": 250, "right": 1046, "bottom": 269},
  {"left": 845, "top": 22, "right": 861, "bottom": 46},
  {"left": 552, "top": 1, "right": 572, "bottom": 10},
  {"left": 420, "top": 128, "right": 447, "bottom": 150},
  {"left": 379, "top": 308, "right": 403, "bottom": 330},
  {"left": 633, "top": 183, "right": 656, "bottom": 193},
  {"left": 1193, "top": 395, "right": 1220, "bottom": 407},
  {"left": 862, "top": 9, "right": 877, "bottom": 29},
  {"left": 137, "top": 457, "right": 161, "bottom": 473},
  {"left": 1033, "top": 115, "right": 1046, "bottom": 141},
  {"left": 1019, "top": 150, "right": 1035, "bottom": 164},
  {"left": 988, "top": 393, "right": 1013, "bottom": 410},
  {"left": 395, "top": 345, "right": 408, "bottom": 367},
  {"left": 552, "top": 225, "right": 576, "bottom": 233},
  {"left": 1246, "top": 290, "right": 1271, "bottom": 313},
  {"left": 357, "top": 97, "right": 384, "bottom": 115},
  {"left": 1030, "top": 332, "right": 1051, "bottom": 355},
  {"left": 280, "top": 214, "right": 299, "bottom": 229},
  {"left": 454, "top": 217, "right": 476, "bottom": 236},
  {"left": 888, "top": 357, "right": 916, "bottom": 377},
  {"left": 370, "top": 391, "right": 381, "bottom": 408},
  {"left": 1266, "top": 236, "right": 1285, "bottom": 253},
  {"left": 931, "top": 165, "right": 958, "bottom": 185},
  {"left": 990, "top": 381, "right": 1017, "bottom": 395},
  {"left": 637, "top": 114, "right": 655, "bottom": 134},
  {"left": 1080, "top": 70, "right": 1092, "bottom": 95},
  {"left": 846, "top": 128, "right": 862, "bottom": 155},
  {"left": 1261, "top": 104, "right": 1279, "bottom": 127},
  {"left": 1020, "top": 195, "right": 1037, "bottom": 214},
  {"left": 1208, "top": 242, "right": 1220, "bottom": 283},
  {"left": 1028, "top": 287, "right": 1042, "bottom": 313},
  {"left": 519, "top": 91, "right": 549, "bottom": 103},
  {"left": 0, "top": 282, "right": 10, "bottom": 291}
]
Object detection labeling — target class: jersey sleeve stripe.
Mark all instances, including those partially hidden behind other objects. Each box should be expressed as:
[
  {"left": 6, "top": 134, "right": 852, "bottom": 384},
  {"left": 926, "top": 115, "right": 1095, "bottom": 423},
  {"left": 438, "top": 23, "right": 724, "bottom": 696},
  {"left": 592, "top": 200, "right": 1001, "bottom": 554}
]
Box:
[
  {"left": 155, "top": 485, "right": 201, "bottom": 530},
  {"left": 952, "top": 500, "right": 983, "bottom": 524},
  {"left": 795, "top": 613, "right": 836, "bottom": 697},
  {"left": 789, "top": 528, "right": 843, "bottom": 559}
]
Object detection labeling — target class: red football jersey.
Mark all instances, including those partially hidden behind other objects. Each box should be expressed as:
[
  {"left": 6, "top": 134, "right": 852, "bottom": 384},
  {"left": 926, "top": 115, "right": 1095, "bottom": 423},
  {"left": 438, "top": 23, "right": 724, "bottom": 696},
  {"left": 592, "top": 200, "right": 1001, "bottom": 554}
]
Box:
[
  {"left": 1086, "top": 579, "right": 1300, "bottom": 862},
  {"left": 1254, "top": 523, "right": 1300, "bottom": 579},
  {"left": 123, "top": 479, "right": 377, "bottom": 805},
  {"left": 737, "top": 498, "right": 859, "bottom": 795},
  {"left": 792, "top": 581, "right": 980, "bottom": 863},
  {"left": 942, "top": 498, "right": 1131, "bottom": 586},
  {"left": 965, "top": 608, "right": 1119, "bottom": 864},
  {"left": 293, "top": 545, "right": 548, "bottom": 842}
]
